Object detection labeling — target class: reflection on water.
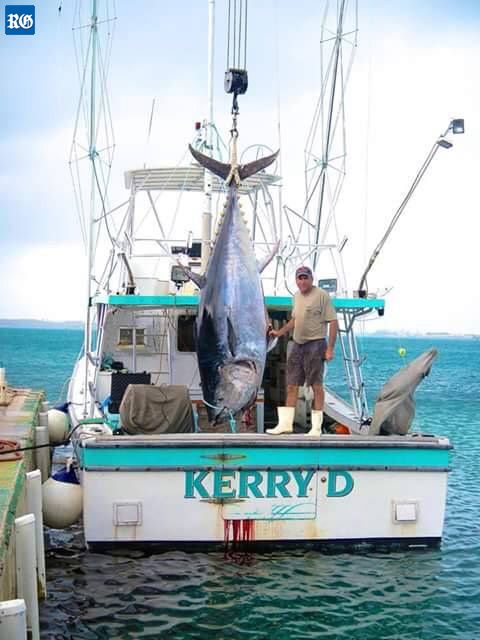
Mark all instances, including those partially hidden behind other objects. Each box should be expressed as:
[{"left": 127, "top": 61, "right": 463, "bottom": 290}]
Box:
[{"left": 40, "top": 529, "right": 479, "bottom": 640}]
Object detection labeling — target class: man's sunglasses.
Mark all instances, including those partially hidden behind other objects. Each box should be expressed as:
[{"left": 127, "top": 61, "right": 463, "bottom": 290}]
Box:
[{"left": 297, "top": 274, "right": 310, "bottom": 280}]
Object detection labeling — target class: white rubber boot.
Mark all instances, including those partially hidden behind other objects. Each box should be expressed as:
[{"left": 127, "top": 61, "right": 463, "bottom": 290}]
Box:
[
  {"left": 307, "top": 410, "right": 323, "bottom": 436},
  {"left": 266, "top": 406, "right": 295, "bottom": 435}
]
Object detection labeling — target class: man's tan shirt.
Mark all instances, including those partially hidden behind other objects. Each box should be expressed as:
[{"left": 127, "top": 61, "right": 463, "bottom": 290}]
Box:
[{"left": 292, "top": 286, "right": 337, "bottom": 344}]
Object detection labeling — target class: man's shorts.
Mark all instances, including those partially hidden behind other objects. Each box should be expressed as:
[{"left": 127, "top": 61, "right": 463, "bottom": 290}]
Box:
[{"left": 286, "top": 339, "right": 327, "bottom": 386}]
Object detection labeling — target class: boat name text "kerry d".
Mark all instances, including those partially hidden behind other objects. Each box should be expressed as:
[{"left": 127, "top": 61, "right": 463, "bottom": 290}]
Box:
[{"left": 184, "top": 470, "right": 354, "bottom": 499}]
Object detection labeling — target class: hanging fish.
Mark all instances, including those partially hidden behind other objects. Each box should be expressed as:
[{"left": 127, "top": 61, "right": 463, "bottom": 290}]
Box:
[{"left": 183, "top": 144, "right": 279, "bottom": 422}]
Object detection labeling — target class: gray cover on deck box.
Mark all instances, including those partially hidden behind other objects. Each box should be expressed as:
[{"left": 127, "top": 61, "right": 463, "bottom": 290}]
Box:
[
  {"left": 120, "top": 384, "right": 194, "bottom": 434},
  {"left": 369, "top": 348, "right": 438, "bottom": 436}
]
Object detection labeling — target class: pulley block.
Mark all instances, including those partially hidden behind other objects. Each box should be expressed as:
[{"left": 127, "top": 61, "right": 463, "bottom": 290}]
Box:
[{"left": 224, "top": 68, "right": 248, "bottom": 96}]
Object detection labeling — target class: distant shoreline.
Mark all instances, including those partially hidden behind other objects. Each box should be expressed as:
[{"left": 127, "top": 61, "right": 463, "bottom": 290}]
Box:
[
  {"left": 0, "top": 319, "right": 83, "bottom": 330},
  {"left": 0, "top": 319, "right": 478, "bottom": 338}
]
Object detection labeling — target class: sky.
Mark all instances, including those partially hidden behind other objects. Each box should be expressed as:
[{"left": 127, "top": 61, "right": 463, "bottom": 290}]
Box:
[{"left": 0, "top": 0, "right": 479, "bottom": 334}]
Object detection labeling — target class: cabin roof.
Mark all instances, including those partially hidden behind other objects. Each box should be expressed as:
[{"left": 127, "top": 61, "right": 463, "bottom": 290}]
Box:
[
  {"left": 91, "top": 293, "right": 385, "bottom": 312},
  {"left": 125, "top": 165, "right": 281, "bottom": 194}
]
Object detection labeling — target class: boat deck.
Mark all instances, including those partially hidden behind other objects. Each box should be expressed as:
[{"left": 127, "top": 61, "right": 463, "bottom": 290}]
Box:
[
  {"left": 78, "top": 432, "right": 452, "bottom": 474},
  {"left": 81, "top": 432, "right": 450, "bottom": 449}
]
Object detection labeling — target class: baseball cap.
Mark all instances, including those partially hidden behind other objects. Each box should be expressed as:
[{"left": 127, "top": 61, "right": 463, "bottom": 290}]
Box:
[{"left": 295, "top": 265, "right": 313, "bottom": 278}]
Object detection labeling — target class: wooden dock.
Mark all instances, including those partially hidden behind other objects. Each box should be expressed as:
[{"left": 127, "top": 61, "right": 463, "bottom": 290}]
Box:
[{"left": 0, "top": 389, "right": 43, "bottom": 599}]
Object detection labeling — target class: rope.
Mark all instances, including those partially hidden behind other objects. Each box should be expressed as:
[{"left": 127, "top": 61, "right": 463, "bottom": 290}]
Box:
[
  {"left": 0, "top": 417, "right": 112, "bottom": 456},
  {"left": 202, "top": 398, "right": 237, "bottom": 433}
]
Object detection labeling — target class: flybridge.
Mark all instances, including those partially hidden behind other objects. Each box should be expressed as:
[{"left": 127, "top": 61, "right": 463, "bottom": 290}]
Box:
[{"left": 91, "top": 293, "right": 386, "bottom": 312}]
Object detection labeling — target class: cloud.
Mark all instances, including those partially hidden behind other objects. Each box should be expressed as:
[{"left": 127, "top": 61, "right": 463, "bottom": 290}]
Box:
[
  {"left": 0, "top": 244, "right": 85, "bottom": 321},
  {"left": 0, "top": 0, "right": 478, "bottom": 333}
]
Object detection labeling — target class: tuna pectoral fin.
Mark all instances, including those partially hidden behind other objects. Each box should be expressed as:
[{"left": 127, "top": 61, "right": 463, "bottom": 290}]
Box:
[
  {"left": 238, "top": 150, "right": 279, "bottom": 181},
  {"left": 227, "top": 317, "right": 237, "bottom": 357},
  {"left": 257, "top": 240, "right": 280, "bottom": 273},
  {"left": 189, "top": 145, "right": 230, "bottom": 180},
  {"left": 267, "top": 335, "right": 278, "bottom": 353},
  {"left": 176, "top": 261, "right": 206, "bottom": 289}
]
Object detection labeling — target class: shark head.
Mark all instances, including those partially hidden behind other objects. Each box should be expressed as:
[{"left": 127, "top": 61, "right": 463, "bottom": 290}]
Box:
[{"left": 212, "top": 360, "right": 258, "bottom": 422}]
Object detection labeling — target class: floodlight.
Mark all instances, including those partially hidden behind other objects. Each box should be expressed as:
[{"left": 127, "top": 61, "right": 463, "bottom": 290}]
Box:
[
  {"left": 451, "top": 119, "right": 464, "bottom": 134},
  {"left": 437, "top": 139, "right": 453, "bottom": 149},
  {"left": 171, "top": 265, "right": 190, "bottom": 290}
]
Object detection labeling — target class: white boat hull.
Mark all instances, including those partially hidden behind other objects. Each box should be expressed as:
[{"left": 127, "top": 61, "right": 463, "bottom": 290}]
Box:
[{"left": 78, "top": 433, "right": 450, "bottom": 547}]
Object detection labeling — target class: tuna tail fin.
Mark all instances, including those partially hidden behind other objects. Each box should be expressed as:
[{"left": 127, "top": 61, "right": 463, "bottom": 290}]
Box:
[
  {"left": 189, "top": 145, "right": 279, "bottom": 182},
  {"left": 189, "top": 145, "right": 231, "bottom": 180},
  {"left": 238, "top": 150, "right": 279, "bottom": 181}
]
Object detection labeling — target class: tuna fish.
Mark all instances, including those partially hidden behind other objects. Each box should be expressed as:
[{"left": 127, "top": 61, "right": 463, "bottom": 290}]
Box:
[{"left": 184, "top": 144, "right": 279, "bottom": 422}]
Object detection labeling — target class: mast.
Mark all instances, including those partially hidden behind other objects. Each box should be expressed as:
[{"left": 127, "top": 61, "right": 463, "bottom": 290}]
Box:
[
  {"left": 83, "top": 0, "right": 98, "bottom": 412},
  {"left": 201, "top": 0, "right": 215, "bottom": 272},
  {"left": 300, "top": 0, "right": 358, "bottom": 287},
  {"left": 69, "top": 0, "right": 116, "bottom": 415},
  {"left": 311, "top": 0, "right": 345, "bottom": 272}
]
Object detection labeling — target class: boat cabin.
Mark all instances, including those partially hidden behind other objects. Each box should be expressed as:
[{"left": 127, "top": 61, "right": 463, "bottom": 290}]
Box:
[{"left": 87, "top": 292, "right": 385, "bottom": 436}]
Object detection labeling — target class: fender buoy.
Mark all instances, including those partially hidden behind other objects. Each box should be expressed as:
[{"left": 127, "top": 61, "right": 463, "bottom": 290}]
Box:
[
  {"left": 47, "top": 409, "right": 69, "bottom": 444},
  {"left": 42, "top": 475, "right": 82, "bottom": 529}
]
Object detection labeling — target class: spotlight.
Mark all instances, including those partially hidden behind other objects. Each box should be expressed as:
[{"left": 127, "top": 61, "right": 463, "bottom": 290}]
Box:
[
  {"left": 437, "top": 139, "right": 453, "bottom": 149},
  {"left": 451, "top": 119, "right": 464, "bottom": 134}
]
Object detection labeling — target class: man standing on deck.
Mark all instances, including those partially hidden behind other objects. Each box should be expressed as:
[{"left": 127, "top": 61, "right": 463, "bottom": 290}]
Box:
[{"left": 266, "top": 265, "right": 338, "bottom": 436}]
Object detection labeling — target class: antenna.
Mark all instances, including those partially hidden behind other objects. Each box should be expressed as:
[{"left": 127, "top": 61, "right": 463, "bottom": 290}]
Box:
[{"left": 144, "top": 98, "right": 156, "bottom": 169}]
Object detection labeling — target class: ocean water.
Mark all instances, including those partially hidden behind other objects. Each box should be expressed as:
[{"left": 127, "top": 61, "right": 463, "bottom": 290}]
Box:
[{"left": 1, "top": 328, "right": 479, "bottom": 639}]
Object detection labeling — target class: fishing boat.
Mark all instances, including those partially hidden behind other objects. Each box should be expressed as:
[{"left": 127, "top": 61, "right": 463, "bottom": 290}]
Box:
[{"left": 59, "top": 0, "right": 456, "bottom": 548}]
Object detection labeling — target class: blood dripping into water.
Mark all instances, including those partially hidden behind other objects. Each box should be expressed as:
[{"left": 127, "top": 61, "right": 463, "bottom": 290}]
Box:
[{"left": 223, "top": 518, "right": 255, "bottom": 564}]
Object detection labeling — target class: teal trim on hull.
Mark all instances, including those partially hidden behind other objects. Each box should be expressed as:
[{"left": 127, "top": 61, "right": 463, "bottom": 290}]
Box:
[
  {"left": 80, "top": 445, "right": 449, "bottom": 470},
  {"left": 92, "top": 293, "right": 385, "bottom": 311}
]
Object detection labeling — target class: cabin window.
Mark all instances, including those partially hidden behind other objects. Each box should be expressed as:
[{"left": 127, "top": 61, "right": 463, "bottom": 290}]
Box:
[
  {"left": 177, "top": 315, "right": 196, "bottom": 352},
  {"left": 118, "top": 327, "right": 146, "bottom": 347}
]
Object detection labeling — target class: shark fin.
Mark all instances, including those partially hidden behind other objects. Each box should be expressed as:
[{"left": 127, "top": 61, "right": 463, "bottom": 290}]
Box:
[
  {"left": 257, "top": 240, "right": 280, "bottom": 273},
  {"left": 189, "top": 145, "right": 230, "bottom": 180},
  {"left": 238, "top": 150, "right": 279, "bottom": 181}
]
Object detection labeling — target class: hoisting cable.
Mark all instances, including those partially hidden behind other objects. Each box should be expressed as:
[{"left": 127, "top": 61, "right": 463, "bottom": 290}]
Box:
[{"left": 225, "top": 0, "right": 249, "bottom": 135}]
